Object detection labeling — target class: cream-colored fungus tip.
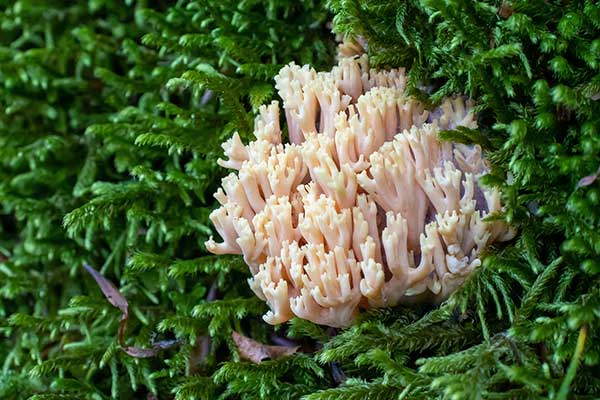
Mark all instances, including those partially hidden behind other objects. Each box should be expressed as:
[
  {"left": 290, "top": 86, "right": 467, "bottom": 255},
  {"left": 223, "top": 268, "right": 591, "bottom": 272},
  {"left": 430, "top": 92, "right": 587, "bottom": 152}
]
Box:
[{"left": 205, "top": 52, "right": 514, "bottom": 327}]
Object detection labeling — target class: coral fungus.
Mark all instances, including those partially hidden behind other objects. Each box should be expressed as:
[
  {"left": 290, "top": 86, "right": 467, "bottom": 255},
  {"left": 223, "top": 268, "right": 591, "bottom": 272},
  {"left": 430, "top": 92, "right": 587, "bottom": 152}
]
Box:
[{"left": 205, "top": 54, "right": 515, "bottom": 327}]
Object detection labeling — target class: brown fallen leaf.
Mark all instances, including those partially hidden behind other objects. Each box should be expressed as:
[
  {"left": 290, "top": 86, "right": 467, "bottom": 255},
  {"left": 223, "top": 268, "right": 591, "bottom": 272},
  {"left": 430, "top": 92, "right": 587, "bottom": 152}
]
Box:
[
  {"left": 498, "top": 1, "right": 513, "bottom": 19},
  {"left": 232, "top": 331, "right": 298, "bottom": 363},
  {"left": 84, "top": 264, "right": 180, "bottom": 358},
  {"left": 83, "top": 264, "right": 129, "bottom": 311}
]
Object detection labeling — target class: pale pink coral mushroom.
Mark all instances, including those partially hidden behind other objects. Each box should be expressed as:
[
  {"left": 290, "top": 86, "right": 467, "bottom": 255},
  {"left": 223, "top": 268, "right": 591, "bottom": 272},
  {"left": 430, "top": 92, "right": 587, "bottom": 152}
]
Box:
[{"left": 205, "top": 53, "right": 515, "bottom": 328}]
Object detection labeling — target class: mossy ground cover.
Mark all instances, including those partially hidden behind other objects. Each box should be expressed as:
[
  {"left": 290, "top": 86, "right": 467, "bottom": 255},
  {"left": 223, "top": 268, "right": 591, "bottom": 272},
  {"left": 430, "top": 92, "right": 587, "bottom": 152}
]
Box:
[{"left": 1, "top": 1, "right": 598, "bottom": 399}]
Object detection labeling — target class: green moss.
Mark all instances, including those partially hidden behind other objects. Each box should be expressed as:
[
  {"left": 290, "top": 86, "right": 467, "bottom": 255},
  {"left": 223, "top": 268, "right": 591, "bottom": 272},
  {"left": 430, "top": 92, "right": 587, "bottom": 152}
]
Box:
[{"left": 1, "top": 0, "right": 599, "bottom": 398}]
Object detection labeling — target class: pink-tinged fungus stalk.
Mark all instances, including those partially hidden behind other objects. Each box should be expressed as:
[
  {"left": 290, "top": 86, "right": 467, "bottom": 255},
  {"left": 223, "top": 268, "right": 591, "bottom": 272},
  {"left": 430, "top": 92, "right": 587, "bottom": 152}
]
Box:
[{"left": 205, "top": 53, "right": 515, "bottom": 327}]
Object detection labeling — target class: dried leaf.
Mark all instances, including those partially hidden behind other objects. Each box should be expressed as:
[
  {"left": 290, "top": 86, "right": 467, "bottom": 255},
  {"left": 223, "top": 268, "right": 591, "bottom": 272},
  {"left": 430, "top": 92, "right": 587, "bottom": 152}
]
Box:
[
  {"left": 498, "top": 1, "right": 513, "bottom": 19},
  {"left": 189, "top": 335, "right": 212, "bottom": 374},
  {"left": 122, "top": 339, "right": 181, "bottom": 358},
  {"left": 330, "top": 362, "right": 347, "bottom": 384},
  {"left": 232, "top": 332, "right": 298, "bottom": 363},
  {"left": 83, "top": 264, "right": 128, "bottom": 312},
  {"left": 201, "top": 89, "right": 213, "bottom": 105},
  {"left": 576, "top": 166, "right": 600, "bottom": 188},
  {"left": 84, "top": 264, "right": 180, "bottom": 358},
  {"left": 189, "top": 282, "right": 217, "bottom": 373}
]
